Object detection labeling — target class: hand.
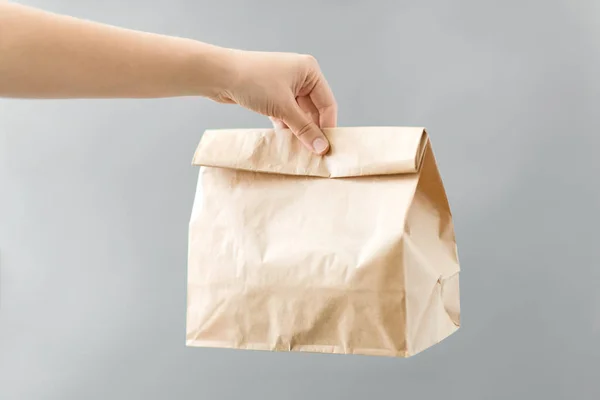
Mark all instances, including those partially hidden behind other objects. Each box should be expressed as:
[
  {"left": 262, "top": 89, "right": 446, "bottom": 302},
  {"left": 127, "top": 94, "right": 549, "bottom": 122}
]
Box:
[
  {"left": 215, "top": 51, "right": 337, "bottom": 155},
  {"left": 0, "top": 3, "right": 336, "bottom": 156}
]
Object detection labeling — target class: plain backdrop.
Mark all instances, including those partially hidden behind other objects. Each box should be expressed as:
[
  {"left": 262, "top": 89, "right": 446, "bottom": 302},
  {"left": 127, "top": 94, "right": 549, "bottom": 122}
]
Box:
[{"left": 1, "top": 0, "right": 599, "bottom": 399}]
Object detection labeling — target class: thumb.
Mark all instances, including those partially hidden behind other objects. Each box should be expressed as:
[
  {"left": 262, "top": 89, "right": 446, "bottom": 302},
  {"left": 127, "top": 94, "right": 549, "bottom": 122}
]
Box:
[{"left": 281, "top": 101, "right": 330, "bottom": 155}]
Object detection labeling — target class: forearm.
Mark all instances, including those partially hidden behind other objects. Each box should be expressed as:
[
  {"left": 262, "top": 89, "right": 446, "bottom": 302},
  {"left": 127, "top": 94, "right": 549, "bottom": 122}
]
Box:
[{"left": 0, "top": 2, "right": 237, "bottom": 99}]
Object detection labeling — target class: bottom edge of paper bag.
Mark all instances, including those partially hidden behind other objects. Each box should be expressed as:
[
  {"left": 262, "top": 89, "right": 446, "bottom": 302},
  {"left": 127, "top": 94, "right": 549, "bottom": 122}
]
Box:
[
  {"left": 185, "top": 325, "right": 460, "bottom": 358},
  {"left": 185, "top": 340, "right": 410, "bottom": 358},
  {"left": 408, "top": 324, "right": 461, "bottom": 358}
]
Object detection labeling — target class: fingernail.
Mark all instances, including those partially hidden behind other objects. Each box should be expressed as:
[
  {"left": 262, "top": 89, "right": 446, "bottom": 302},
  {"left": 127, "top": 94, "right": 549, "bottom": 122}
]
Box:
[{"left": 312, "top": 138, "right": 329, "bottom": 154}]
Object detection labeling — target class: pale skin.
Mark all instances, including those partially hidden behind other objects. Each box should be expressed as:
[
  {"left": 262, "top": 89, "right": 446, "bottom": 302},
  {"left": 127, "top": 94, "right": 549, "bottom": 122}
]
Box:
[{"left": 0, "top": 2, "right": 337, "bottom": 154}]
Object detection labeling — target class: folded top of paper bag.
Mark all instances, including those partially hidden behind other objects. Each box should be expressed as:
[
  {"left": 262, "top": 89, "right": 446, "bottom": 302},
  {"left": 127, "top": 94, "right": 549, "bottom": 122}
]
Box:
[{"left": 192, "top": 126, "right": 428, "bottom": 178}]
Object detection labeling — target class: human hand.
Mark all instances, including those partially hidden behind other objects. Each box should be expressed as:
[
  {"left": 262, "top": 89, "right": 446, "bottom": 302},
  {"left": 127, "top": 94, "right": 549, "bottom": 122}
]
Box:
[
  {"left": 214, "top": 51, "right": 337, "bottom": 155},
  {"left": 0, "top": 2, "right": 336, "bottom": 155}
]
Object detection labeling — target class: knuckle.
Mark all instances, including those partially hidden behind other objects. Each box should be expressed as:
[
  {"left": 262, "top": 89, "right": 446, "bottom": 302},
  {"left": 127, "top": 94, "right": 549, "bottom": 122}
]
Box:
[
  {"left": 318, "top": 102, "right": 338, "bottom": 116},
  {"left": 301, "top": 54, "right": 319, "bottom": 68},
  {"left": 318, "top": 102, "right": 337, "bottom": 114},
  {"left": 295, "top": 121, "right": 314, "bottom": 138}
]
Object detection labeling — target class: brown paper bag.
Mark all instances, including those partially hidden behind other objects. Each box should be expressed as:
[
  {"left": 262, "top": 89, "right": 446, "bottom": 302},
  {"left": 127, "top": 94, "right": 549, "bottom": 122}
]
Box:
[{"left": 186, "top": 127, "right": 460, "bottom": 357}]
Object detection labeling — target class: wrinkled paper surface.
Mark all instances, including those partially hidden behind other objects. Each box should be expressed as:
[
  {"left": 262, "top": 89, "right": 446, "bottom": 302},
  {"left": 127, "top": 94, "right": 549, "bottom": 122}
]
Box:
[{"left": 187, "top": 127, "right": 460, "bottom": 357}]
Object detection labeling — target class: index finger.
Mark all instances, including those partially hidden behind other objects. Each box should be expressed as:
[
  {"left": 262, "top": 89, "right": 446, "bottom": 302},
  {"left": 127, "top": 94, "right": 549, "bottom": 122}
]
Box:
[{"left": 309, "top": 75, "right": 338, "bottom": 129}]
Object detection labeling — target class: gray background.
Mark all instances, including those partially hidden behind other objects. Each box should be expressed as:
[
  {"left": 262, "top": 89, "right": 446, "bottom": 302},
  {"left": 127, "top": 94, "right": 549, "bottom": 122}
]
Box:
[{"left": 1, "top": 0, "right": 598, "bottom": 399}]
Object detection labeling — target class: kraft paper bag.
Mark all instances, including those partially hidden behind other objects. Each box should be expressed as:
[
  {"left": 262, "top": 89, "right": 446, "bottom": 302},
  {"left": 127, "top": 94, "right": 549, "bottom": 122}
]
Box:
[{"left": 187, "top": 127, "right": 460, "bottom": 357}]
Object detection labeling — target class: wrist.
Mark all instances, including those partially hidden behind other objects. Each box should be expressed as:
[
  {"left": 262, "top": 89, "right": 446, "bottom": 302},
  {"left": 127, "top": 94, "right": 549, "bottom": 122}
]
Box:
[{"left": 187, "top": 42, "right": 241, "bottom": 101}]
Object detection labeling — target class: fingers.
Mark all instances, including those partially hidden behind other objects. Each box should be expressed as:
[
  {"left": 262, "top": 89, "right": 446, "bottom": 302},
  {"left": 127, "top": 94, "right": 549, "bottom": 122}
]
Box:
[
  {"left": 263, "top": 54, "right": 336, "bottom": 155},
  {"left": 308, "top": 75, "right": 337, "bottom": 128},
  {"left": 281, "top": 100, "right": 330, "bottom": 155},
  {"left": 297, "top": 95, "right": 320, "bottom": 125},
  {"left": 270, "top": 96, "right": 318, "bottom": 130}
]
